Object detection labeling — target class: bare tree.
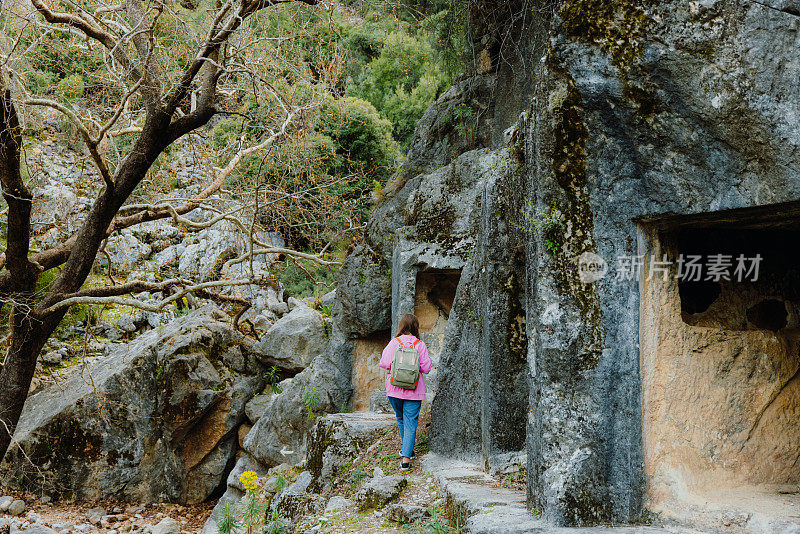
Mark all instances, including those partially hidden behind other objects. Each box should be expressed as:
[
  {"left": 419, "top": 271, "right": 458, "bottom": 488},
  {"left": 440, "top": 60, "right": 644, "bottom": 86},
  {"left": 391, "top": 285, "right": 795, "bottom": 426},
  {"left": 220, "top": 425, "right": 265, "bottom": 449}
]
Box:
[{"left": 0, "top": 0, "right": 342, "bottom": 461}]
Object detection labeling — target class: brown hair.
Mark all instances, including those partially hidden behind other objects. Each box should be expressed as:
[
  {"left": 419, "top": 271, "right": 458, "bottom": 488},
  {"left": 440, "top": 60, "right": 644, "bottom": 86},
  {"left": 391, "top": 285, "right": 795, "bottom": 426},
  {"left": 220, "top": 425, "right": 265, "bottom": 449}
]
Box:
[{"left": 396, "top": 313, "right": 420, "bottom": 339}]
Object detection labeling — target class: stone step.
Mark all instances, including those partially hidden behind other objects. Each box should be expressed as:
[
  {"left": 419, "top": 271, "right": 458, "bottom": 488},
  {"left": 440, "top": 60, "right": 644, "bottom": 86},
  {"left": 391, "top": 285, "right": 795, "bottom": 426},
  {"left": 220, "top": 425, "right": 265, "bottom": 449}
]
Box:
[{"left": 421, "top": 454, "right": 711, "bottom": 534}]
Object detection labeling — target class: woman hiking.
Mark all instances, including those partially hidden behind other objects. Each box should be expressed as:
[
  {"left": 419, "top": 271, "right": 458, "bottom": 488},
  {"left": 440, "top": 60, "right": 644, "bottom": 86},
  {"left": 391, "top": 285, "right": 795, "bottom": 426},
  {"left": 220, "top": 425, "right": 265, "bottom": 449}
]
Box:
[{"left": 379, "top": 313, "right": 432, "bottom": 471}]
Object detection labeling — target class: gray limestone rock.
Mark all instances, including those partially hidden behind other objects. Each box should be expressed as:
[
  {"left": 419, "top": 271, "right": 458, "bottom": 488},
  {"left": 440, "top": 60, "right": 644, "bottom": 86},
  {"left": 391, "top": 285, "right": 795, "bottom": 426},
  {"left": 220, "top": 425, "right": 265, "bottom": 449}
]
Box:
[
  {"left": 386, "top": 503, "right": 428, "bottom": 524},
  {"left": 324, "top": 496, "right": 354, "bottom": 514},
  {"left": 85, "top": 508, "right": 106, "bottom": 524},
  {"left": 244, "top": 393, "right": 274, "bottom": 423},
  {"left": 0, "top": 306, "right": 265, "bottom": 504},
  {"left": 319, "top": 290, "right": 336, "bottom": 308},
  {"left": 6, "top": 500, "right": 24, "bottom": 517},
  {"left": 368, "top": 389, "right": 392, "bottom": 413},
  {"left": 429, "top": 261, "right": 483, "bottom": 462},
  {"left": 100, "top": 231, "right": 152, "bottom": 275},
  {"left": 40, "top": 352, "right": 62, "bottom": 366},
  {"left": 333, "top": 244, "right": 392, "bottom": 338},
  {"left": 242, "top": 330, "right": 353, "bottom": 468},
  {"left": 286, "top": 471, "right": 313, "bottom": 493},
  {"left": 269, "top": 491, "right": 325, "bottom": 524},
  {"left": 254, "top": 304, "right": 328, "bottom": 373},
  {"left": 20, "top": 526, "right": 59, "bottom": 534},
  {"left": 177, "top": 228, "right": 240, "bottom": 281},
  {"left": 354, "top": 475, "right": 407, "bottom": 510},
  {"left": 307, "top": 412, "right": 397, "bottom": 493},
  {"left": 145, "top": 517, "right": 179, "bottom": 534},
  {"left": 368, "top": 74, "right": 497, "bottom": 260}
]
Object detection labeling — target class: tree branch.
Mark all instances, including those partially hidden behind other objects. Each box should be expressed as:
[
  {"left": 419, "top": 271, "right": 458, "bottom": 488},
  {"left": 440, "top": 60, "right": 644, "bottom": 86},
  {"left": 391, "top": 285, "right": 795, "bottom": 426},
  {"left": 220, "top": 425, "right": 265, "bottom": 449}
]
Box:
[
  {"left": 23, "top": 98, "right": 114, "bottom": 188},
  {"left": 30, "top": 0, "right": 142, "bottom": 82},
  {"left": 38, "top": 277, "right": 263, "bottom": 315}
]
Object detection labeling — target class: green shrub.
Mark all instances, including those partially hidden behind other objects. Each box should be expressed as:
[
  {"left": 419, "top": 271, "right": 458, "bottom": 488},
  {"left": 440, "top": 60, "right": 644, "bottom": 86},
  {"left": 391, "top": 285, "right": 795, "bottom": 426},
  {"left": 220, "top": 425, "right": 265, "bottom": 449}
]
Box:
[
  {"left": 55, "top": 75, "right": 85, "bottom": 102},
  {"left": 382, "top": 68, "right": 447, "bottom": 144},
  {"left": 274, "top": 258, "right": 339, "bottom": 299},
  {"left": 303, "top": 387, "right": 320, "bottom": 418},
  {"left": 349, "top": 31, "right": 449, "bottom": 148},
  {"left": 320, "top": 96, "right": 400, "bottom": 183},
  {"left": 26, "top": 70, "right": 57, "bottom": 95},
  {"left": 25, "top": 30, "right": 103, "bottom": 78}
]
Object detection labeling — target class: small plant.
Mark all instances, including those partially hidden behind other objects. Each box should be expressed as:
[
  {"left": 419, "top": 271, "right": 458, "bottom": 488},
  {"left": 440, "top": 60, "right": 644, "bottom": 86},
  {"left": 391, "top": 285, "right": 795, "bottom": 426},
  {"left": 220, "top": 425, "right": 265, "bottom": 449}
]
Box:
[
  {"left": 303, "top": 387, "right": 320, "bottom": 419},
  {"left": 274, "top": 474, "right": 287, "bottom": 492},
  {"left": 264, "top": 366, "right": 282, "bottom": 394},
  {"left": 453, "top": 103, "right": 477, "bottom": 146},
  {"left": 372, "top": 179, "right": 384, "bottom": 198},
  {"left": 262, "top": 510, "right": 290, "bottom": 534},
  {"left": 217, "top": 471, "right": 266, "bottom": 534},
  {"left": 350, "top": 467, "right": 367, "bottom": 486},
  {"left": 513, "top": 203, "right": 564, "bottom": 255},
  {"left": 155, "top": 365, "right": 165, "bottom": 381},
  {"left": 217, "top": 504, "right": 239, "bottom": 534},
  {"left": 320, "top": 304, "right": 332, "bottom": 318}
]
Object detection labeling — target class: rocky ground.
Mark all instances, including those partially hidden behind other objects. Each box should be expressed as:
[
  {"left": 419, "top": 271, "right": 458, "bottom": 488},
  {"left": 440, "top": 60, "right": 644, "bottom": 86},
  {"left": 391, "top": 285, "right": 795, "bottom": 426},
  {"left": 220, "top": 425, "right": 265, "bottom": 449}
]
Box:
[
  {"left": 0, "top": 410, "right": 459, "bottom": 534},
  {"left": 289, "top": 410, "right": 452, "bottom": 534},
  {"left": 0, "top": 495, "right": 213, "bottom": 533}
]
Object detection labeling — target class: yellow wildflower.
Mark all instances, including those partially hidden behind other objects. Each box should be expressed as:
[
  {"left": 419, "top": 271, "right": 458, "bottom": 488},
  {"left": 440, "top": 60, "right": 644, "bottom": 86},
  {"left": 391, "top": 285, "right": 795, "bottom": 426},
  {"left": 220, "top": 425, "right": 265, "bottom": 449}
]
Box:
[{"left": 239, "top": 470, "right": 259, "bottom": 490}]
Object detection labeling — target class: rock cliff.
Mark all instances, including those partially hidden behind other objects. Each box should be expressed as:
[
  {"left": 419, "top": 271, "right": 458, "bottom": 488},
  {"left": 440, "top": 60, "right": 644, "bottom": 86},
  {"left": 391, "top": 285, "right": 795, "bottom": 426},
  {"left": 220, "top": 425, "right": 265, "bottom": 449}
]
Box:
[{"left": 328, "top": 0, "right": 800, "bottom": 530}]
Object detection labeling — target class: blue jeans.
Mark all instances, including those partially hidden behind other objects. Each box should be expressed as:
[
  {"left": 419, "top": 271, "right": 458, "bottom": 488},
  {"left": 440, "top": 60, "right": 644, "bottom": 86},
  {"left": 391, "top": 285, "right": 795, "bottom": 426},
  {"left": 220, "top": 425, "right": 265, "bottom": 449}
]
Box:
[{"left": 387, "top": 396, "right": 421, "bottom": 458}]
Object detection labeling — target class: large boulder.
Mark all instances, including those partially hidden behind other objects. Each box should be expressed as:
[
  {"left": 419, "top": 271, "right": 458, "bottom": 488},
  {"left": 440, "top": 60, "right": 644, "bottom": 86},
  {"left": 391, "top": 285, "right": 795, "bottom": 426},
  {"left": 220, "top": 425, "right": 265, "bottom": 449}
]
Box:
[
  {"left": 0, "top": 306, "right": 266, "bottom": 504},
  {"left": 30, "top": 183, "right": 79, "bottom": 233},
  {"left": 242, "top": 330, "right": 354, "bottom": 468},
  {"left": 254, "top": 304, "right": 328, "bottom": 373},
  {"left": 334, "top": 245, "right": 392, "bottom": 338},
  {"left": 307, "top": 413, "right": 397, "bottom": 493},
  {"left": 369, "top": 74, "right": 497, "bottom": 260},
  {"left": 269, "top": 491, "right": 325, "bottom": 524},
  {"left": 355, "top": 474, "right": 407, "bottom": 510},
  {"left": 178, "top": 228, "right": 241, "bottom": 280}
]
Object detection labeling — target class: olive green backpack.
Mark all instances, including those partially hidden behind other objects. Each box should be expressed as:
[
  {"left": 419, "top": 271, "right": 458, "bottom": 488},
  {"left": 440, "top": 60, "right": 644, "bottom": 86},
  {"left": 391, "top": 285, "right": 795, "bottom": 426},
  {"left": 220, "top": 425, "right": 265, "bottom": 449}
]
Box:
[{"left": 389, "top": 337, "right": 421, "bottom": 389}]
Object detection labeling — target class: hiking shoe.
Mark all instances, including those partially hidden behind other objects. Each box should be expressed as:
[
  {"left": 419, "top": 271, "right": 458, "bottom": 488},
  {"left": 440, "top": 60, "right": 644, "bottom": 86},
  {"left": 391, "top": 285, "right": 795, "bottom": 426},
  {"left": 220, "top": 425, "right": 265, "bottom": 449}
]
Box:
[
  {"left": 398, "top": 451, "right": 416, "bottom": 459},
  {"left": 399, "top": 460, "right": 411, "bottom": 472}
]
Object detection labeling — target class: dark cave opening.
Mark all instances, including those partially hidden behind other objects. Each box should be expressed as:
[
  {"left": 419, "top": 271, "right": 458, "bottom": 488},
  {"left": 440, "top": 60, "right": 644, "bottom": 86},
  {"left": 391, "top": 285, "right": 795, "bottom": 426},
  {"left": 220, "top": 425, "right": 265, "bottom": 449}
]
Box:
[
  {"left": 678, "top": 281, "right": 721, "bottom": 315},
  {"left": 746, "top": 298, "right": 789, "bottom": 331},
  {"left": 672, "top": 227, "right": 800, "bottom": 332}
]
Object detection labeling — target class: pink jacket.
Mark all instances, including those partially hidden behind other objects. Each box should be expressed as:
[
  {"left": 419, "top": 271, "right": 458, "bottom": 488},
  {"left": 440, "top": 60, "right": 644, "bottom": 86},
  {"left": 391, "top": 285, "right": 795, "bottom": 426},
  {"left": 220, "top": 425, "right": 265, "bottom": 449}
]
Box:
[{"left": 379, "top": 334, "right": 432, "bottom": 400}]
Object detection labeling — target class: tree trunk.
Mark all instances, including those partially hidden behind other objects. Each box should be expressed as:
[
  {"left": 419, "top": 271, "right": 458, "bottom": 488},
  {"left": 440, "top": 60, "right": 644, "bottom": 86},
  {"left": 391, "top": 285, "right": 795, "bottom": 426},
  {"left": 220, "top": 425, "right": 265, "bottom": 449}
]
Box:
[
  {"left": 0, "top": 312, "right": 62, "bottom": 459},
  {"left": 0, "top": 87, "right": 50, "bottom": 460},
  {"left": 0, "top": 97, "right": 172, "bottom": 461}
]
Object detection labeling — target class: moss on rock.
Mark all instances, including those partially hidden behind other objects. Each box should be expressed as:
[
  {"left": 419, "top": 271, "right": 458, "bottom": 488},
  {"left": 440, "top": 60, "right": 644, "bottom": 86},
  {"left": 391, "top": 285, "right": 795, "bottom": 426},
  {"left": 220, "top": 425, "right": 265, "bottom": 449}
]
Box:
[
  {"left": 548, "top": 74, "right": 604, "bottom": 371},
  {"left": 560, "top": 0, "right": 653, "bottom": 72}
]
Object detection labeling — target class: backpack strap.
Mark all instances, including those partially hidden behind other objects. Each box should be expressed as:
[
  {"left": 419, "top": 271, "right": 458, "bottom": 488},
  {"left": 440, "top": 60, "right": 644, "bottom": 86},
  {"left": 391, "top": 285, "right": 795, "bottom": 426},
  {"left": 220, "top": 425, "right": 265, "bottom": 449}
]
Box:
[{"left": 396, "top": 337, "right": 421, "bottom": 348}]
